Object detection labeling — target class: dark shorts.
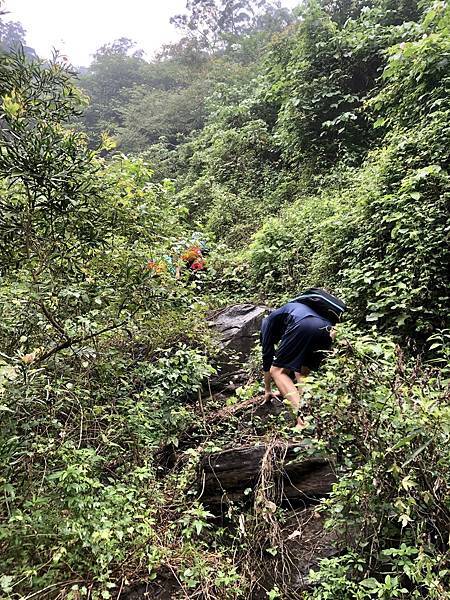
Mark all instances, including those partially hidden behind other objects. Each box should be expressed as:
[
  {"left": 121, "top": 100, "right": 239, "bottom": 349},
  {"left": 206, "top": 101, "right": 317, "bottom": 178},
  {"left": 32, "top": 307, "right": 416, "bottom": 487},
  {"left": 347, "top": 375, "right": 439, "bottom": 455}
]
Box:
[{"left": 272, "top": 316, "right": 332, "bottom": 373}]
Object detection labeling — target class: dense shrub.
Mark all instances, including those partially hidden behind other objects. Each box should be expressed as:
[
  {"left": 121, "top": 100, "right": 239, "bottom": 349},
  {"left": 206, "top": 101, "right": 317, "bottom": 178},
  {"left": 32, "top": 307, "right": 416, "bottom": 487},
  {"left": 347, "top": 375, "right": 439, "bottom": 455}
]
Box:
[
  {"left": 341, "top": 1, "right": 450, "bottom": 338},
  {"left": 247, "top": 173, "right": 359, "bottom": 301},
  {"left": 302, "top": 326, "right": 449, "bottom": 599},
  {"left": 0, "top": 51, "right": 215, "bottom": 597},
  {"left": 245, "top": 1, "right": 450, "bottom": 340}
]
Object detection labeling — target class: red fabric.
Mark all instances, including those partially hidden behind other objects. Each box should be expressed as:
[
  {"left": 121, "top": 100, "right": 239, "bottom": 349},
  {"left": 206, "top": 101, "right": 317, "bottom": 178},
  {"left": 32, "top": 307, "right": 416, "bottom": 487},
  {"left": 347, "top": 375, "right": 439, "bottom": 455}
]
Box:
[
  {"left": 190, "top": 259, "right": 206, "bottom": 271},
  {"left": 181, "top": 245, "right": 206, "bottom": 271}
]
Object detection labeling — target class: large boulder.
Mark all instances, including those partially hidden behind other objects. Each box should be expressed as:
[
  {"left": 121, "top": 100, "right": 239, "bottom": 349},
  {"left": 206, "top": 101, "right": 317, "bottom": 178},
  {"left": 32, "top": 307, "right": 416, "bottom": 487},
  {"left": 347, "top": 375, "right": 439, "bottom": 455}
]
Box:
[{"left": 207, "top": 304, "right": 270, "bottom": 387}]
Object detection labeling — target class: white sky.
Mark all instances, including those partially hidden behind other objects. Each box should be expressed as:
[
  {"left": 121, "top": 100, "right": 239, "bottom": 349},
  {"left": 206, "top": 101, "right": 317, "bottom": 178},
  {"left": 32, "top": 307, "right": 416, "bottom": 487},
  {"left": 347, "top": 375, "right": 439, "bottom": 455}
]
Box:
[{"left": 3, "top": 0, "right": 301, "bottom": 67}]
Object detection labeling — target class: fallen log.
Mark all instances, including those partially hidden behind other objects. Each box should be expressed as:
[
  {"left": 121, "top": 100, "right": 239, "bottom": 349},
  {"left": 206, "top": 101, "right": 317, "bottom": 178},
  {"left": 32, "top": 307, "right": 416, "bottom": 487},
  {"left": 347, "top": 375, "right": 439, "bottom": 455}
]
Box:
[{"left": 198, "top": 442, "right": 336, "bottom": 505}]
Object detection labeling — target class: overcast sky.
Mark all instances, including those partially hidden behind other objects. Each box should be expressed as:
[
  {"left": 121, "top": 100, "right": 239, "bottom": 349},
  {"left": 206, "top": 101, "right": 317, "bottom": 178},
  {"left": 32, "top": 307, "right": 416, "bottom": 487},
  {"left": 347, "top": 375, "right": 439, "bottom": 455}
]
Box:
[{"left": 3, "top": 0, "right": 301, "bottom": 67}]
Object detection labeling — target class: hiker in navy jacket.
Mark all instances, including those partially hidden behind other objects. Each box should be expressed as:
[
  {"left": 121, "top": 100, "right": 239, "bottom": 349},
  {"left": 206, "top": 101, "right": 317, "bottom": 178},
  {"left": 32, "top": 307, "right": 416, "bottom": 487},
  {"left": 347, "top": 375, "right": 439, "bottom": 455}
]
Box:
[{"left": 260, "top": 301, "right": 336, "bottom": 429}]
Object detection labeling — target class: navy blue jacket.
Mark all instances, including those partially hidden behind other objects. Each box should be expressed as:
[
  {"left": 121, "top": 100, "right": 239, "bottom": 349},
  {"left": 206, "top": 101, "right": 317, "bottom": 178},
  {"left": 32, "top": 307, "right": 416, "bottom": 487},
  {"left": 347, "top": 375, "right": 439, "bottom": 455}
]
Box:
[{"left": 260, "top": 302, "right": 328, "bottom": 372}]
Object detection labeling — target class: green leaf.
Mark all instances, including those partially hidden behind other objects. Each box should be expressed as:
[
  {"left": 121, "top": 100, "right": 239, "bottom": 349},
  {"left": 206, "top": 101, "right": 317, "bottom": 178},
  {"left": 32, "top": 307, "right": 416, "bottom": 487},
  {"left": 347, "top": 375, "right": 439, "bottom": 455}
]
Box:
[
  {"left": 360, "top": 578, "right": 379, "bottom": 589},
  {"left": 0, "top": 575, "right": 14, "bottom": 593},
  {"left": 366, "top": 312, "right": 383, "bottom": 322}
]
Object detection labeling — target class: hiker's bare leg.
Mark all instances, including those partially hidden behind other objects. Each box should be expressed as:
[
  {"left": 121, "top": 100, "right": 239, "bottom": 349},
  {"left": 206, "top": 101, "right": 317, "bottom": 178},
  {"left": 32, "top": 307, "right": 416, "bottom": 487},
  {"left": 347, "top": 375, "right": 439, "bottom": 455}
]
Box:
[
  {"left": 294, "top": 366, "right": 310, "bottom": 385},
  {"left": 263, "top": 370, "right": 272, "bottom": 399},
  {"left": 293, "top": 367, "right": 310, "bottom": 428},
  {"left": 270, "top": 366, "right": 303, "bottom": 426}
]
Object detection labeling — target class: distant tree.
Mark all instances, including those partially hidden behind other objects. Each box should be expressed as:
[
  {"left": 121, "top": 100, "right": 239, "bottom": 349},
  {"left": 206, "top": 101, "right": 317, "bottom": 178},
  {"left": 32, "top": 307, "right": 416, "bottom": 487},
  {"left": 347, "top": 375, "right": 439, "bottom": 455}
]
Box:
[
  {"left": 89, "top": 37, "right": 147, "bottom": 86},
  {"left": 0, "top": 18, "right": 25, "bottom": 47},
  {"left": 77, "top": 1, "right": 294, "bottom": 149},
  {"left": 80, "top": 39, "right": 151, "bottom": 140},
  {"left": 118, "top": 82, "right": 209, "bottom": 151},
  {"left": 80, "top": 30, "right": 222, "bottom": 148},
  {"left": 157, "top": 36, "right": 211, "bottom": 67},
  {"left": 253, "top": 3, "right": 294, "bottom": 34},
  {"left": 0, "top": 13, "right": 37, "bottom": 58},
  {"left": 93, "top": 37, "right": 145, "bottom": 59},
  {"left": 171, "top": 0, "right": 290, "bottom": 51}
]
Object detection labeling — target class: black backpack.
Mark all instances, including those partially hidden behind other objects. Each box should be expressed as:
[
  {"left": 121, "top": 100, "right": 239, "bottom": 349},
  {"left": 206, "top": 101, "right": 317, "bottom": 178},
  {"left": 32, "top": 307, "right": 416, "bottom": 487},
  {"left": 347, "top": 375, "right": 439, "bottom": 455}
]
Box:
[{"left": 292, "top": 288, "right": 347, "bottom": 325}]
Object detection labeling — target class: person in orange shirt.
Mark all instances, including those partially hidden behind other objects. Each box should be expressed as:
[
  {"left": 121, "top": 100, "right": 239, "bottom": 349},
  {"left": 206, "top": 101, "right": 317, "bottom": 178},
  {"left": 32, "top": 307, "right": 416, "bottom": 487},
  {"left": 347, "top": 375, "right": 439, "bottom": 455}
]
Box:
[
  {"left": 180, "top": 245, "right": 207, "bottom": 273},
  {"left": 146, "top": 236, "right": 208, "bottom": 279}
]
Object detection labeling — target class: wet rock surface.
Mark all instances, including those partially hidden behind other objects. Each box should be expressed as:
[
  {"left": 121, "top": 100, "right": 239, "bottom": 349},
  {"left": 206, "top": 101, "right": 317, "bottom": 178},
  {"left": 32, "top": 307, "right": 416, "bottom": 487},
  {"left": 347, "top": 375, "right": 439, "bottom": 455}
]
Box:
[
  {"left": 207, "top": 304, "right": 270, "bottom": 386},
  {"left": 198, "top": 442, "right": 337, "bottom": 506}
]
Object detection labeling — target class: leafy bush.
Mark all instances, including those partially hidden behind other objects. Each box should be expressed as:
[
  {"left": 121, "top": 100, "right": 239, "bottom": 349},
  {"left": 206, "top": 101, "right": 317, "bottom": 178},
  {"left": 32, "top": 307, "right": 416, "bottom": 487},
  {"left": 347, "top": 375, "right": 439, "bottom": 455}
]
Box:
[
  {"left": 301, "top": 326, "right": 449, "bottom": 599},
  {"left": 0, "top": 51, "right": 216, "bottom": 598},
  {"left": 247, "top": 176, "right": 357, "bottom": 301},
  {"left": 246, "top": 1, "right": 449, "bottom": 340},
  {"left": 341, "top": 1, "right": 450, "bottom": 338},
  {"left": 265, "top": 0, "right": 422, "bottom": 168}
]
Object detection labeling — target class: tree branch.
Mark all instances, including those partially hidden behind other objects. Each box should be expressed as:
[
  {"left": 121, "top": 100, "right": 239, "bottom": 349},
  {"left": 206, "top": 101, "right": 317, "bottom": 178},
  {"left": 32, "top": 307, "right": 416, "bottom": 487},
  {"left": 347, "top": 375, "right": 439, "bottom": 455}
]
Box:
[{"left": 37, "top": 317, "right": 131, "bottom": 363}]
